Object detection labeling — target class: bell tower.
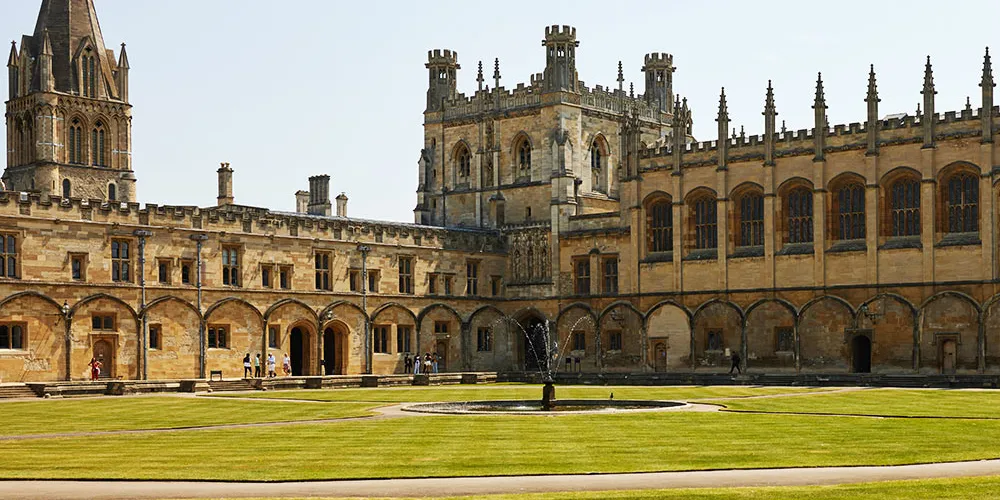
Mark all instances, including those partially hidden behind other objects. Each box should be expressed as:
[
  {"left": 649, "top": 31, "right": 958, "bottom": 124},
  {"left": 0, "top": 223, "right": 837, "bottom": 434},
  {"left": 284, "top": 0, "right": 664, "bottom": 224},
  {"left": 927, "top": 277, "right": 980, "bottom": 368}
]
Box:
[{"left": 4, "top": 0, "right": 134, "bottom": 201}]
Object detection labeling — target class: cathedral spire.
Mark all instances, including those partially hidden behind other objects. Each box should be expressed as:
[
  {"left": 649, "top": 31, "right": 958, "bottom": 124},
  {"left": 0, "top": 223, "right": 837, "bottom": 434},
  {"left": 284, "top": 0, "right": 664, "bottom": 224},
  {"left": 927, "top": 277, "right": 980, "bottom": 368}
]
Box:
[
  {"left": 981, "top": 47, "right": 994, "bottom": 143},
  {"left": 617, "top": 60, "right": 624, "bottom": 91},
  {"left": 812, "top": 72, "right": 826, "bottom": 161},
  {"left": 116, "top": 42, "right": 129, "bottom": 102},
  {"left": 866, "top": 64, "right": 880, "bottom": 155},
  {"left": 763, "top": 80, "right": 777, "bottom": 166},
  {"left": 39, "top": 29, "right": 54, "bottom": 92},
  {"left": 921, "top": 56, "right": 936, "bottom": 148},
  {"left": 493, "top": 57, "right": 501, "bottom": 89},
  {"left": 717, "top": 87, "right": 729, "bottom": 170},
  {"left": 476, "top": 60, "right": 483, "bottom": 91}
]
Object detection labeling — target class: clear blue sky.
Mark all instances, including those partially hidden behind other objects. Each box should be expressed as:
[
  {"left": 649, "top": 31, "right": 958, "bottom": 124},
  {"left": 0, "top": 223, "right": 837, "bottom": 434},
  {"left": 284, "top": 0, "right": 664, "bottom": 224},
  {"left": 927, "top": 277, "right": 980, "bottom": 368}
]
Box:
[{"left": 3, "top": 0, "right": 998, "bottom": 222}]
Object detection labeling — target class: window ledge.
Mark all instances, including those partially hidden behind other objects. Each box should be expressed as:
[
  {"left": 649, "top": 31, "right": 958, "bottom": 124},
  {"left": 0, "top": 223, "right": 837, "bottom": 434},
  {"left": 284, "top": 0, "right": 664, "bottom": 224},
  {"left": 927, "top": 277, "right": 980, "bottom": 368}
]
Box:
[
  {"left": 936, "top": 233, "right": 981, "bottom": 248},
  {"left": 777, "top": 243, "right": 815, "bottom": 256},
  {"left": 827, "top": 240, "right": 867, "bottom": 254},
  {"left": 683, "top": 249, "right": 718, "bottom": 261},
  {"left": 880, "top": 237, "right": 922, "bottom": 251},
  {"left": 730, "top": 246, "right": 764, "bottom": 259},
  {"left": 0, "top": 349, "right": 28, "bottom": 355},
  {"left": 641, "top": 252, "right": 673, "bottom": 263}
]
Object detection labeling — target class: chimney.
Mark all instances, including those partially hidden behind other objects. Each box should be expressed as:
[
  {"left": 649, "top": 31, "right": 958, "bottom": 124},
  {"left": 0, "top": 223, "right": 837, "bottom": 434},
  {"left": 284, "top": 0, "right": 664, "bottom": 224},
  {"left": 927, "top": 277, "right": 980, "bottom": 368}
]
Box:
[
  {"left": 217, "top": 162, "right": 234, "bottom": 206},
  {"left": 294, "top": 190, "right": 309, "bottom": 213},
  {"left": 307, "top": 175, "right": 331, "bottom": 216},
  {"left": 336, "top": 192, "right": 348, "bottom": 217}
]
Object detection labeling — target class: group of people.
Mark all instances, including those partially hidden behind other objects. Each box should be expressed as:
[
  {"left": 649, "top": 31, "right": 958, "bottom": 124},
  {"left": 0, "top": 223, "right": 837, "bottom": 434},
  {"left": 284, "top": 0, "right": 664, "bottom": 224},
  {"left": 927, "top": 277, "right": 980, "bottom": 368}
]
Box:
[
  {"left": 243, "top": 352, "right": 291, "bottom": 379},
  {"left": 404, "top": 353, "right": 441, "bottom": 374}
]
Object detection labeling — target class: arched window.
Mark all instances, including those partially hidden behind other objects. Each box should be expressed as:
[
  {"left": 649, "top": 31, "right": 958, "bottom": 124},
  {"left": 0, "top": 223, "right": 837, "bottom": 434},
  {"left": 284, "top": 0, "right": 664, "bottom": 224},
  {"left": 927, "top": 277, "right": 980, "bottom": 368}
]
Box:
[
  {"left": 68, "top": 119, "right": 83, "bottom": 164},
  {"left": 590, "top": 140, "right": 605, "bottom": 193},
  {"left": 107, "top": 183, "right": 116, "bottom": 201},
  {"left": 737, "top": 192, "right": 764, "bottom": 247},
  {"left": 62, "top": 179, "right": 71, "bottom": 199},
  {"left": 647, "top": 198, "right": 672, "bottom": 253},
  {"left": 693, "top": 196, "right": 718, "bottom": 250},
  {"left": 890, "top": 178, "right": 920, "bottom": 237},
  {"left": 456, "top": 145, "right": 471, "bottom": 179},
  {"left": 81, "top": 53, "right": 97, "bottom": 97},
  {"left": 14, "top": 121, "right": 23, "bottom": 166},
  {"left": 92, "top": 121, "right": 105, "bottom": 167},
  {"left": 787, "top": 188, "right": 813, "bottom": 243},
  {"left": 515, "top": 136, "right": 532, "bottom": 178},
  {"left": 836, "top": 183, "right": 865, "bottom": 241},
  {"left": 947, "top": 173, "right": 978, "bottom": 234}
]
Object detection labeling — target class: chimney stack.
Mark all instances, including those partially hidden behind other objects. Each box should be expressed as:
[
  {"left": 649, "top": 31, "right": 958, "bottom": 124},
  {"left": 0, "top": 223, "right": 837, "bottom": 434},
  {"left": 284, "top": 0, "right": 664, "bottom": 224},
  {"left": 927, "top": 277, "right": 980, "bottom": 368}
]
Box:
[
  {"left": 336, "top": 193, "right": 348, "bottom": 217},
  {"left": 307, "top": 175, "right": 331, "bottom": 216},
  {"left": 217, "top": 162, "right": 234, "bottom": 206},
  {"left": 294, "top": 190, "right": 309, "bottom": 213}
]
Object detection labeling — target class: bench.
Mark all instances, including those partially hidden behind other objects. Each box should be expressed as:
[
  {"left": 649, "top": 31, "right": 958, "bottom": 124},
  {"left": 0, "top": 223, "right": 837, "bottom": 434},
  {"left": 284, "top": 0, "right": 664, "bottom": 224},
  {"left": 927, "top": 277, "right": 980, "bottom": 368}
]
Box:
[{"left": 209, "top": 370, "right": 223, "bottom": 381}]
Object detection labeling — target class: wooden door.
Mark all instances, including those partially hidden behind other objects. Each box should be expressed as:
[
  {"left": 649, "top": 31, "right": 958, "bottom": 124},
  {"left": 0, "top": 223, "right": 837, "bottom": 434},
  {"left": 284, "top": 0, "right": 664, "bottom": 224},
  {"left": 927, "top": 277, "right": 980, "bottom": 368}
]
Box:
[
  {"left": 941, "top": 340, "right": 957, "bottom": 374},
  {"left": 435, "top": 340, "right": 448, "bottom": 372},
  {"left": 93, "top": 339, "right": 115, "bottom": 379},
  {"left": 654, "top": 342, "right": 667, "bottom": 372}
]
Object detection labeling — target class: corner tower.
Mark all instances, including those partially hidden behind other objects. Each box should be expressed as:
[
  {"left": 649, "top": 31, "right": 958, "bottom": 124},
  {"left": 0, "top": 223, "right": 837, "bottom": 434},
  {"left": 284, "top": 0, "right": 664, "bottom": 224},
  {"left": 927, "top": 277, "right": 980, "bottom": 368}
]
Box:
[
  {"left": 642, "top": 52, "right": 674, "bottom": 113},
  {"left": 425, "top": 49, "right": 459, "bottom": 112},
  {"left": 542, "top": 25, "right": 578, "bottom": 93},
  {"left": 4, "top": 0, "right": 134, "bottom": 201}
]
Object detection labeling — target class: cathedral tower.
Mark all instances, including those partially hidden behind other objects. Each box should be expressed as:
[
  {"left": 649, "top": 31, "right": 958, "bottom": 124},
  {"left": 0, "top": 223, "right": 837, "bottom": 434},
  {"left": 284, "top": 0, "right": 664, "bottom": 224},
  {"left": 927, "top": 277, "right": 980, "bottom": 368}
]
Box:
[
  {"left": 4, "top": 0, "right": 134, "bottom": 201},
  {"left": 542, "top": 25, "right": 578, "bottom": 93}
]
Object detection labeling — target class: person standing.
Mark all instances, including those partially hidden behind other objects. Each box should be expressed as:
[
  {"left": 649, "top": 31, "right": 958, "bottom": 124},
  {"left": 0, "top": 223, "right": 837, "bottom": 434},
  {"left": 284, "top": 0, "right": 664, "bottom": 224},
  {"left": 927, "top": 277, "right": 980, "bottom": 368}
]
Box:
[
  {"left": 88, "top": 357, "right": 102, "bottom": 381},
  {"left": 423, "top": 353, "right": 432, "bottom": 374},
  {"left": 431, "top": 353, "right": 439, "bottom": 374},
  {"left": 729, "top": 351, "right": 742, "bottom": 375},
  {"left": 282, "top": 353, "right": 291, "bottom": 376},
  {"left": 413, "top": 353, "right": 421, "bottom": 375},
  {"left": 267, "top": 353, "right": 277, "bottom": 378},
  {"left": 253, "top": 353, "right": 262, "bottom": 378},
  {"left": 404, "top": 355, "right": 412, "bottom": 374},
  {"left": 242, "top": 353, "right": 252, "bottom": 378}
]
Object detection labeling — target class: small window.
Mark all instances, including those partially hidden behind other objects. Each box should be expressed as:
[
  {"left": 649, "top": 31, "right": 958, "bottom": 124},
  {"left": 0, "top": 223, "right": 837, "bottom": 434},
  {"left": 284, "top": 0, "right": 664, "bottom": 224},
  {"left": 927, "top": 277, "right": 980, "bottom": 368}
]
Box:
[
  {"left": 490, "top": 275, "right": 501, "bottom": 297},
  {"left": 396, "top": 326, "right": 412, "bottom": 353},
  {"left": 349, "top": 269, "right": 361, "bottom": 292},
  {"left": 398, "top": 256, "right": 413, "bottom": 294},
  {"left": 315, "top": 251, "right": 331, "bottom": 291},
  {"left": 477, "top": 327, "right": 493, "bottom": 352},
  {"left": 180, "top": 260, "right": 193, "bottom": 285},
  {"left": 602, "top": 256, "right": 618, "bottom": 295},
  {"left": 706, "top": 330, "right": 723, "bottom": 351},
  {"left": 111, "top": 239, "right": 130, "bottom": 283},
  {"left": 574, "top": 258, "right": 590, "bottom": 295},
  {"left": 148, "top": 324, "right": 161, "bottom": 350},
  {"left": 107, "top": 183, "right": 116, "bottom": 201},
  {"left": 428, "top": 273, "right": 438, "bottom": 295},
  {"left": 157, "top": 259, "right": 171, "bottom": 284},
  {"left": 374, "top": 325, "right": 390, "bottom": 354},
  {"left": 268, "top": 325, "right": 279, "bottom": 349},
  {"left": 92, "top": 314, "right": 115, "bottom": 331},
  {"left": 279, "top": 265, "right": 292, "bottom": 289},
  {"left": 222, "top": 246, "right": 240, "bottom": 286},
  {"left": 261, "top": 265, "right": 272, "bottom": 288},
  {"left": 607, "top": 331, "right": 623, "bottom": 351},
  {"left": 443, "top": 275, "right": 452, "bottom": 296},
  {"left": 367, "top": 269, "right": 380, "bottom": 293},
  {"left": 466, "top": 261, "right": 479, "bottom": 296},
  {"left": 70, "top": 253, "right": 87, "bottom": 281},
  {"left": 434, "top": 321, "right": 449, "bottom": 334},
  {"left": 776, "top": 327, "right": 794, "bottom": 353},
  {"left": 572, "top": 331, "right": 586, "bottom": 351},
  {"left": 208, "top": 325, "right": 229, "bottom": 349},
  {"left": 0, "top": 324, "right": 25, "bottom": 350},
  {"left": 62, "top": 178, "right": 71, "bottom": 198},
  {"left": 526, "top": 207, "right": 532, "bottom": 219}
]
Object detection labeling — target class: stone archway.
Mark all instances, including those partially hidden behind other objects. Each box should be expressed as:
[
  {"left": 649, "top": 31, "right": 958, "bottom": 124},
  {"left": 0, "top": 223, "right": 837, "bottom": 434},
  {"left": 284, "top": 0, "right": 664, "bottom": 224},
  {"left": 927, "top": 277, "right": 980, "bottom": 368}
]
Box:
[
  {"left": 288, "top": 324, "right": 313, "bottom": 376},
  {"left": 517, "top": 313, "right": 548, "bottom": 372},
  {"left": 322, "top": 322, "right": 349, "bottom": 375},
  {"left": 851, "top": 335, "right": 872, "bottom": 373}
]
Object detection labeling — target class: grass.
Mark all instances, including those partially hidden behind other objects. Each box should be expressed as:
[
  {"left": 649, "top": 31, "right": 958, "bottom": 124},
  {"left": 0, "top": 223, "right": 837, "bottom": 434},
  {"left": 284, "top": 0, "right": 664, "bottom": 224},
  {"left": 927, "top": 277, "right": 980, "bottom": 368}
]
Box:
[
  {"left": 0, "top": 396, "right": 379, "bottom": 436},
  {"left": 713, "top": 388, "right": 1000, "bottom": 418},
  {"left": 3, "top": 405, "right": 1000, "bottom": 480},
  {"left": 205, "top": 385, "right": 828, "bottom": 403}
]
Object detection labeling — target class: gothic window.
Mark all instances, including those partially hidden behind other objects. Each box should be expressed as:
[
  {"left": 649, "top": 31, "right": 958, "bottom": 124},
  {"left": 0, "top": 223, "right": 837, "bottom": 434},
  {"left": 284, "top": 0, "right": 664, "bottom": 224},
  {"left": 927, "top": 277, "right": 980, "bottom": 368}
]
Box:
[
  {"left": 890, "top": 178, "right": 920, "bottom": 237},
  {"left": 646, "top": 197, "right": 674, "bottom": 253},
  {"left": 737, "top": 192, "right": 764, "bottom": 247},
  {"left": 68, "top": 120, "right": 83, "bottom": 164},
  {"left": 222, "top": 245, "right": 240, "bottom": 287},
  {"left": 456, "top": 145, "right": 471, "bottom": 179},
  {"left": 787, "top": 188, "right": 813, "bottom": 244},
  {"left": 398, "top": 256, "right": 413, "bottom": 294},
  {"left": 590, "top": 140, "right": 606, "bottom": 194},
  {"left": 81, "top": 53, "right": 97, "bottom": 98},
  {"left": 836, "top": 183, "right": 865, "bottom": 241},
  {"left": 602, "top": 256, "right": 618, "bottom": 295},
  {"left": 107, "top": 183, "right": 116, "bottom": 201},
  {"left": 706, "top": 330, "right": 723, "bottom": 351},
  {"left": 574, "top": 258, "right": 590, "bottom": 295},
  {"left": 92, "top": 122, "right": 106, "bottom": 167},
  {"left": 111, "top": 239, "right": 130, "bottom": 283},
  {"left": 0, "top": 235, "right": 17, "bottom": 279},
  {"left": 515, "top": 136, "right": 532, "bottom": 178},
  {"left": 946, "top": 173, "right": 979, "bottom": 234},
  {"left": 14, "top": 121, "right": 22, "bottom": 166},
  {"left": 775, "top": 328, "right": 794, "bottom": 353},
  {"left": 314, "top": 252, "right": 331, "bottom": 291},
  {"left": 62, "top": 179, "right": 71, "bottom": 199},
  {"left": 693, "top": 196, "right": 718, "bottom": 250}
]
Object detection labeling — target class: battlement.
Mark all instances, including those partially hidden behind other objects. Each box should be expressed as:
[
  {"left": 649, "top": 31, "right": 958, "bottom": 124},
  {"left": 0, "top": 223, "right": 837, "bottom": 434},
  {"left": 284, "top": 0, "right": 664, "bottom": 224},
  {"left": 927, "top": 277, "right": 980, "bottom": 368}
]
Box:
[
  {"left": 643, "top": 52, "right": 674, "bottom": 68},
  {"left": 427, "top": 49, "right": 459, "bottom": 67},
  {"left": 543, "top": 25, "right": 577, "bottom": 43}
]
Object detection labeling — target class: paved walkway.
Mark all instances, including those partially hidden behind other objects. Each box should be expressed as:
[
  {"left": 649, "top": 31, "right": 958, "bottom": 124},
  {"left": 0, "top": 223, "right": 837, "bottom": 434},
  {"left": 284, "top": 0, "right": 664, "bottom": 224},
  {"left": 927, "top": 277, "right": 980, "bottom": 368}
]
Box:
[{"left": 3, "top": 459, "right": 999, "bottom": 499}]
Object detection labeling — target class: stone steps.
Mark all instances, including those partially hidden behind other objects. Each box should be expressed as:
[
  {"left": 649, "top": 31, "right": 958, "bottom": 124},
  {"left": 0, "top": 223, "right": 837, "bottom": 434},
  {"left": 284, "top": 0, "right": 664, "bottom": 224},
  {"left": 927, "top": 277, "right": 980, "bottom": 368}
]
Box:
[
  {"left": 0, "top": 384, "right": 36, "bottom": 399},
  {"left": 207, "top": 379, "right": 255, "bottom": 392}
]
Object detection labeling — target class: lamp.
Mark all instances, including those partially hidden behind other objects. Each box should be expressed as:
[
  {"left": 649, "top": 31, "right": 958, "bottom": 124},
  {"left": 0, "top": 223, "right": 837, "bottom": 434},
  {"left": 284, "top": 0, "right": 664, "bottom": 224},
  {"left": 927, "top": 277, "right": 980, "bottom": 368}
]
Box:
[
  {"left": 61, "top": 301, "right": 70, "bottom": 319},
  {"left": 859, "top": 296, "right": 886, "bottom": 325}
]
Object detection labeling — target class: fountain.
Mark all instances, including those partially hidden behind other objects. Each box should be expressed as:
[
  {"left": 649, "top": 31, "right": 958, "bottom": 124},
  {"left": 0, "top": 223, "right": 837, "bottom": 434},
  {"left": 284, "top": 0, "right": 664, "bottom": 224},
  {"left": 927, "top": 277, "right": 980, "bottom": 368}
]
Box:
[{"left": 403, "top": 313, "right": 687, "bottom": 415}]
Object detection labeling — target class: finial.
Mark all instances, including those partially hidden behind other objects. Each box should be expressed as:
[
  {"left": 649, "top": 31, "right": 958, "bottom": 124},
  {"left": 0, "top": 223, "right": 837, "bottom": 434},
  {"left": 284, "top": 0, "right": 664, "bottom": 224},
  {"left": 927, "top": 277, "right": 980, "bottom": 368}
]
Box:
[
  {"left": 629, "top": 82, "right": 634, "bottom": 98},
  {"left": 866, "top": 64, "right": 879, "bottom": 103},
  {"left": 923, "top": 55, "right": 935, "bottom": 94},
  {"left": 732, "top": 127, "right": 737, "bottom": 140},
  {"left": 739, "top": 125, "right": 745, "bottom": 140},
  {"left": 764, "top": 80, "right": 776, "bottom": 114},
  {"left": 982, "top": 47, "right": 994, "bottom": 89},
  {"left": 916, "top": 103, "right": 922, "bottom": 115},
  {"left": 617, "top": 61, "right": 624, "bottom": 91},
  {"left": 493, "top": 57, "right": 501, "bottom": 88},
  {"left": 476, "top": 60, "right": 484, "bottom": 91},
  {"left": 781, "top": 120, "right": 787, "bottom": 133},
  {"left": 717, "top": 87, "right": 728, "bottom": 120},
  {"left": 814, "top": 72, "right": 825, "bottom": 107},
  {"left": 966, "top": 96, "right": 973, "bottom": 111}
]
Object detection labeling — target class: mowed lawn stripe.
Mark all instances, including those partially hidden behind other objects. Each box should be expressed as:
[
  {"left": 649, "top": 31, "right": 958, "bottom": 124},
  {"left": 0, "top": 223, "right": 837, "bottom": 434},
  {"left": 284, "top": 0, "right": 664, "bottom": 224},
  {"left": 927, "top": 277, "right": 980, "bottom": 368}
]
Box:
[
  {"left": 3, "top": 411, "right": 1000, "bottom": 481},
  {"left": 711, "top": 389, "right": 1000, "bottom": 418}
]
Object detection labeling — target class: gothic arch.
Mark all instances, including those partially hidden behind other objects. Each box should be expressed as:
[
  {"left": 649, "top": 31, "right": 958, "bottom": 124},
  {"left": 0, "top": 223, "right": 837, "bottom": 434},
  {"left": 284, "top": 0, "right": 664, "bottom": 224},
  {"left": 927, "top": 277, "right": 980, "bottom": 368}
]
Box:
[
  {"left": 800, "top": 295, "right": 855, "bottom": 318},
  {"left": 777, "top": 176, "right": 814, "bottom": 193},
  {"left": 71, "top": 293, "right": 138, "bottom": 322},
  {"left": 0, "top": 291, "right": 63, "bottom": 314},
  {"left": 468, "top": 304, "right": 509, "bottom": 326},
  {"left": 319, "top": 300, "right": 369, "bottom": 323},
  {"left": 370, "top": 302, "right": 417, "bottom": 325},
  {"left": 645, "top": 300, "right": 693, "bottom": 322},
  {"left": 264, "top": 298, "right": 318, "bottom": 322},
  {"left": 511, "top": 307, "right": 549, "bottom": 324},
  {"left": 416, "top": 303, "right": 463, "bottom": 330},
  {"left": 744, "top": 298, "right": 798, "bottom": 324},
  {"left": 555, "top": 302, "right": 598, "bottom": 325},
  {"left": 857, "top": 293, "right": 917, "bottom": 324},
  {"left": 140, "top": 295, "right": 201, "bottom": 319},
  {"left": 204, "top": 297, "right": 263, "bottom": 323},
  {"left": 509, "top": 131, "right": 534, "bottom": 153},
  {"left": 598, "top": 301, "right": 644, "bottom": 324},
  {"left": 919, "top": 291, "right": 982, "bottom": 315},
  {"left": 729, "top": 181, "right": 765, "bottom": 200},
  {"left": 692, "top": 298, "right": 744, "bottom": 324},
  {"left": 879, "top": 166, "right": 922, "bottom": 185}
]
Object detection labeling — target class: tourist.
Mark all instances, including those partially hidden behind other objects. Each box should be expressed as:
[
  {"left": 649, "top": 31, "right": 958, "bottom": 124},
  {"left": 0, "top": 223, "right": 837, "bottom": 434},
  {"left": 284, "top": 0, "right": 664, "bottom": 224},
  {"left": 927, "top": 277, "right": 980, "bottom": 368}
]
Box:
[
  {"left": 423, "top": 353, "right": 433, "bottom": 374},
  {"left": 283, "top": 353, "right": 291, "bottom": 376},
  {"left": 242, "top": 353, "right": 252, "bottom": 378},
  {"left": 413, "top": 354, "right": 421, "bottom": 375},
  {"left": 253, "top": 353, "right": 262, "bottom": 378},
  {"left": 88, "top": 357, "right": 101, "bottom": 381},
  {"left": 432, "top": 353, "right": 439, "bottom": 373},
  {"left": 729, "top": 351, "right": 742, "bottom": 375},
  {"left": 267, "top": 352, "right": 277, "bottom": 378},
  {"left": 404, "top": 354, "right": 412, "bottom": 374}
]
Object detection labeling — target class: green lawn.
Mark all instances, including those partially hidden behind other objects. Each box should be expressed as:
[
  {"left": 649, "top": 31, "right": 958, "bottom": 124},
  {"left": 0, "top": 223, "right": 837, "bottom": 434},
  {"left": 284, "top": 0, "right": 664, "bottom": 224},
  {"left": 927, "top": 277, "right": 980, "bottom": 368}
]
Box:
[
  {"left": 205, "top": 385, "right": 827, "bottom": 403},
  {"left": 3, "top": 407, "right": 1000, "bottom": 480},
  {"left": 713, "top": 389, "right": 1000, "bottom": 418},
  {"left": 0, "top": 396, "right": 379, "bottom": 436}
]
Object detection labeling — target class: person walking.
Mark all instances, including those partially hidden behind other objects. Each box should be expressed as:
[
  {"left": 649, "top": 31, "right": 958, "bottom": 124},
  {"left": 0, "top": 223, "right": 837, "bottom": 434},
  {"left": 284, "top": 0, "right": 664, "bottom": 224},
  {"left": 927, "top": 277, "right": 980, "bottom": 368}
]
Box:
[
  {"left": 729, "top": 351, "right": 742, "bottom": 375},
  {"left": 253, "top": 353, "right": 262, "bottom": 378},
  {"left": 267, "top": 353, "right": 277, "bottom": 378},
  {"left": 282, "top": 353, "right": 291, "bottom": 376},
  {"left": 242, "top": 353, "right": 252, "bottom": 378},
  {"left": 404, "top": 354, "right": 412, "bottom": 374},
  {"left": 423, "top": 353, "right": 432, "bottom": 374},
  {"left": 431, "top": 353, "right": 439, "bottom": 374},
  {"left": 413, "top": 353, "right": 421, "bottom": 375},
  {"left": 88, "top": 357, "right": 102, "bottom": 381}
]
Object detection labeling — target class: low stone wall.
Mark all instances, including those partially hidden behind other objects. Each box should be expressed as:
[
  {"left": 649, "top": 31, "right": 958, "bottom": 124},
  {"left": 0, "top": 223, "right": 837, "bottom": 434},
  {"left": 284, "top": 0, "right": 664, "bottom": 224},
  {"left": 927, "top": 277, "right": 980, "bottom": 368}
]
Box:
[{"left": 499, "top": 371, "right": 1000, "bottom": 389}]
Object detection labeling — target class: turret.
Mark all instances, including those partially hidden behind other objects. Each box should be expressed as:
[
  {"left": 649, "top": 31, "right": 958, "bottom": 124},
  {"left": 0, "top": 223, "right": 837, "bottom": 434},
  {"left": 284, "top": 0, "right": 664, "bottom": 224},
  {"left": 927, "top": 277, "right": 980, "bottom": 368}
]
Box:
[
  {"left": 813, "top": 73, "right": 827, "bottom": 161},
  {"left": 541, "top": 25, "right": 578, "bottom": 93},
  {"left": 921, "top": 56, "right": 936, "bottom": 148},
  {"left": 116, "top": 43, "right": 129, "bottom": 103},
  {"left": 866, "top": 64, "right": 880, "bottom": 155},
  {"left": 763, "top": 81, "right": 777, "bottom": 166},
  {"left": 336, "top": 192, "right": 349, "bottom": 217},
  {"left": 39, "top": 29, "right": 54, "bottom": 92},
  {"left": 217, "top": 162, "right": 234, "bottom": 206},
  {"left": 981, "top": 47, "right": 994, "bottom": 144},
  {"left": 7, "top": 41, "right": 18, "bottom": 99},
  {"left": 425, "top": 49, "right": 459, "bottom": 112},
  {"left": 716, "top": 88, "right": 728, "bottom": 170},
  {"left": 642, "top": 52, "right": 675, "bottom": 113}
]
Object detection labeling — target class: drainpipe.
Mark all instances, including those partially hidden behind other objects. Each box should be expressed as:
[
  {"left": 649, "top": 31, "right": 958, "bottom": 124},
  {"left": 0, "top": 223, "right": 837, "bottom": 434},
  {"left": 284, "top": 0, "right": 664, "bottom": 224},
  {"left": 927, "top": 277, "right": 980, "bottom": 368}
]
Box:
[
  {"left": 134, "top": 229, "right": 153, "bottom": 380},
  {"left": 62, "top": 301, "right": 71, "bottom": 380},
  {"left": 358, "top": 244, "right": 372, "bottom": 374},
  {"left": 190, "top": 234, "right": 209, "bottom": 378}
]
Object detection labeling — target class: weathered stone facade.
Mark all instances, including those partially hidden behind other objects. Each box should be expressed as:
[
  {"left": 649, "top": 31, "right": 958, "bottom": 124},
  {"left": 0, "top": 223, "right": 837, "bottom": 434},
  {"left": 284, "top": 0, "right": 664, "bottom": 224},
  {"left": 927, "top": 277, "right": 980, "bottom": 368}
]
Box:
[{"left": 1, "top": 4, "right": 999, "bottom": 382}]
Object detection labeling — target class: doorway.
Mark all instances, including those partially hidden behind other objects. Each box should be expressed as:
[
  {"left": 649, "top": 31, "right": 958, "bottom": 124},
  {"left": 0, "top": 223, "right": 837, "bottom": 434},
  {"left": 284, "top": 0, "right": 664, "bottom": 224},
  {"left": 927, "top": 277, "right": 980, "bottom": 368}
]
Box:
[
  {"left": 519, "top": 316, "right": 547, "bottom": 372},
  {"left": 323, "top": 327, "right": 345, "bottom": 375},
  {"left": 435, "top": 340, "right": 448, "bottom": 373},
  {"left": 940, "top": 339, "right": 957, "bottom": 374},
  {"left": 851, "top": 335, "right": 872, "bottom": 373},
  {"left": 93, "top": 339, "right": 115, "bottom": 379},
  {"left": 654, "top": 342, "right": 667, "bottom": 372},
  {"left": 290, "top": 327, "right": 308, "bottom": 376}
]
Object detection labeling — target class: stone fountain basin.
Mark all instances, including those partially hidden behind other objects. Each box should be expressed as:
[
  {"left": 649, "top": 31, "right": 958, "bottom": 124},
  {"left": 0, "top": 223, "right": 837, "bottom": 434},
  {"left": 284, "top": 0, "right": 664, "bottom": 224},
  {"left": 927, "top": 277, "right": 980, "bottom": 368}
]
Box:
[{"left": 401, "top": 400, "right": 688, "bottom": 415}]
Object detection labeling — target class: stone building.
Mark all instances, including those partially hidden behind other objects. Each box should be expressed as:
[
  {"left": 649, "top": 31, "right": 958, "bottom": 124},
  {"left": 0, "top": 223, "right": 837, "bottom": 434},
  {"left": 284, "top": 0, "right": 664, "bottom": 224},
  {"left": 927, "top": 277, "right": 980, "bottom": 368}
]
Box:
[{"left": 1, "top": 1, "right": 998, "bottom": 382}]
